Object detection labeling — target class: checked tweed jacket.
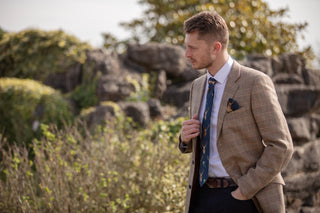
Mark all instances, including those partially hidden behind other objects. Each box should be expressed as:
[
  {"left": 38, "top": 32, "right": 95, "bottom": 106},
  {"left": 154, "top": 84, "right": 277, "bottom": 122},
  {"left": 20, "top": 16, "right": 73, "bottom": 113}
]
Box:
[{"left": 179, "top": 61, "right": 293, "bottom": 213}]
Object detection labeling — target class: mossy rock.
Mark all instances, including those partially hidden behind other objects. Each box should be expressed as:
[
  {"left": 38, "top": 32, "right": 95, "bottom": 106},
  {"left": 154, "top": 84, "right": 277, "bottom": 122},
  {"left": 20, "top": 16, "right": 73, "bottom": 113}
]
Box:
[
  {"left": 0, "top": 29, "right": 91, "bottom": 81},
  {"left": 0, "top": 78, "right": 73, "bottom": 145}
]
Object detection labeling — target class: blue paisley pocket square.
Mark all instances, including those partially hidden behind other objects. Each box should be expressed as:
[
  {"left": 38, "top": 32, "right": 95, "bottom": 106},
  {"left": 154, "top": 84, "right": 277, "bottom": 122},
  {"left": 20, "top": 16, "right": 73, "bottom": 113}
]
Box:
[{"left": 226, "top": 98, "right": 240, "bottom": 113}]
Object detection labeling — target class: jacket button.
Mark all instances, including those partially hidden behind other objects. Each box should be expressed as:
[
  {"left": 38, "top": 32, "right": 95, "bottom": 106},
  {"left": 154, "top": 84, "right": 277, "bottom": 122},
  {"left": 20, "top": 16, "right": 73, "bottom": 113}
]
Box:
[{"left": 189, "top": 185, "right": 192, "bottom": 189}]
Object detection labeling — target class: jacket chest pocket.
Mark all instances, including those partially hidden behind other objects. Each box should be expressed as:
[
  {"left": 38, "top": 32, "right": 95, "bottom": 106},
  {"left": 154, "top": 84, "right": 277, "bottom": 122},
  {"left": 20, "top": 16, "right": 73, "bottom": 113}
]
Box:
[{"left": 224, "top": 107, "right": 249, "bottom": 123}]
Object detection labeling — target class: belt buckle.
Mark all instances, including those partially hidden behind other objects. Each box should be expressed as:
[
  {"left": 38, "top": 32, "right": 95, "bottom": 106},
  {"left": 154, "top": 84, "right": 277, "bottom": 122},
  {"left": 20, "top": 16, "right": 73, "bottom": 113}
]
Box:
[
  {"left": 206, "top": 178, "right": 231, "bottom": 188},
  {"left": 206, "top": 180, "right": 215, "bottom": 188}
]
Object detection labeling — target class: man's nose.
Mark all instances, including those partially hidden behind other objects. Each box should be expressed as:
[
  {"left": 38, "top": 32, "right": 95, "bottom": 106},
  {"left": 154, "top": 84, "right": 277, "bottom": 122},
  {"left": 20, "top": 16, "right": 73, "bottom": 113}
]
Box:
[{"left": 185, "top": 48, "right": 191, "bottom": 58}]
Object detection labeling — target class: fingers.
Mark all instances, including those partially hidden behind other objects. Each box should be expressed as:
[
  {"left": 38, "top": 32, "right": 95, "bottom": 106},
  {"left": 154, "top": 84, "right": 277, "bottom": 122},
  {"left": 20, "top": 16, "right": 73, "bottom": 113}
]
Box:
[
  {"left": 192, "top": 114, "right": 198, "bottom": 120},
  {"left": 183, "top": 114, "right": 200, "bottom": 125},
  {"left": 181, "top": 114, "right": 200, "bottom": 143}
]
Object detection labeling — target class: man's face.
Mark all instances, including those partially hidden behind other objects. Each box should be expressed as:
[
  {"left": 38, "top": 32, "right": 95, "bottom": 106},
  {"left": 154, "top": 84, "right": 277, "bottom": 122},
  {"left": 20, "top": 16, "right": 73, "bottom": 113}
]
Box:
[{"left": 184, "top": 31, "right": 214, "bottom": 70}]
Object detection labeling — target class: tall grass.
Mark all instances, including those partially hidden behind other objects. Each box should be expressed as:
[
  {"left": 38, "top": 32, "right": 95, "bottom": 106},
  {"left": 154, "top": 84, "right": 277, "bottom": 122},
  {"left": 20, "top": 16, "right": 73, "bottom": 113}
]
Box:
[{"left": 0, "top": 116, "right": 190, "bottom": 213}]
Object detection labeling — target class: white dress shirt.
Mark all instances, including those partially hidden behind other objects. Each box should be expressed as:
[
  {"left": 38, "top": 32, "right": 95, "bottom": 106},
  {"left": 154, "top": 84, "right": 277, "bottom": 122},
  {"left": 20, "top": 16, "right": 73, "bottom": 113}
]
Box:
[{"left": 199, "top": 56, "right": 233, "bottom": 177}]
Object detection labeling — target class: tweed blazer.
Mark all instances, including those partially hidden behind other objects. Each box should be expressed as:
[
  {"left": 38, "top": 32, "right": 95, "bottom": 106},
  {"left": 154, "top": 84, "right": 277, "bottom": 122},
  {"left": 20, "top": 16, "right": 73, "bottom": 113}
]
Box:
[{"left": 179, "top": 61, "right": 293, "bottom": 213}]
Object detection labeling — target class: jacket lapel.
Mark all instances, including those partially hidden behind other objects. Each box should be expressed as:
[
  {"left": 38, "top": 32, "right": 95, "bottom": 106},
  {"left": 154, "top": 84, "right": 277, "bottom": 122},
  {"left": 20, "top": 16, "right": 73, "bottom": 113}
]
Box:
[
  {"left": 216, "top": 61, "right": 241, "bottom": 140},
  {"left": 190, "top": 75, "right": 206, "bottom": 147},
  {"left": 191, "top": 75, "right": 207, "bottom": 117}
]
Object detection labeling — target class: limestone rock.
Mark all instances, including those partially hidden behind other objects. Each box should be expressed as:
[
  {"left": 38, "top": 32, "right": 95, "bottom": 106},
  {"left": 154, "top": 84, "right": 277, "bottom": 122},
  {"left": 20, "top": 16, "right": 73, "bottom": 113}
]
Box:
[
  {"left": 147, "top": 98, "right": 163, "bottom": 118},
  {"left": 284, "top": 140, "right": 320, "bottom": 212},
  {"left": 97, "top": 75, "right": 135, "bottom": 102},
  {"left": 162, "top": 82, "right": 191, "bottom": 108},
  {"left": 245, "top": 54, "right": 273, "bottom": 76},
  {"left": 119, "top": 101, "right": 150, "bottom": 127},
  {"left": 85, "top": 49, "right": 121, "bottom": 75},
  {"left": 276, "top": 85, "right": 320, "bottom": 117},
  {"left": 154, "top": 70, "right": 167, "bottom": 99},
  {"left": 302, "top": 68, "right": 320, "bottom": 87},
  {"left": 280, "top": 54, "right": 305, "bottom": 76},
  {"left": 84, "top": 105, "right": 115, "bottom": 128},
  {"left": 273, "top": 73, "right": 304, "bottom": 84},
  {"left": 287, "top": 117, "right": 312, "bottom": 145},
  {"left": 127, "top": 43, "right": 202, "bottom": 81},
  {"left": 44, "top": 63, "right": 82, "bottom": 92}
]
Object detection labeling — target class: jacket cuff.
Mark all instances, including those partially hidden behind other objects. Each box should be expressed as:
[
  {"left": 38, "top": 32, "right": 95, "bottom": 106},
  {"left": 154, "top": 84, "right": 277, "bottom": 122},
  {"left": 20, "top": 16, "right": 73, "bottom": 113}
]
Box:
[
  {"left": 179, "top": 135, "right": 189, "bottom": 153},
  {"left": 237, "top": 175, "right": 259, "bottom": 199}
]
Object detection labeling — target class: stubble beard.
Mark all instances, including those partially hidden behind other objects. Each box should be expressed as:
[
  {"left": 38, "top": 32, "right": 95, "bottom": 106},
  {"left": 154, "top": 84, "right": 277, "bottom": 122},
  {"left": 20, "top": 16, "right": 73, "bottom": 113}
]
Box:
[{"left": 191, "top": 59, "right": 214, "bottom": 71}]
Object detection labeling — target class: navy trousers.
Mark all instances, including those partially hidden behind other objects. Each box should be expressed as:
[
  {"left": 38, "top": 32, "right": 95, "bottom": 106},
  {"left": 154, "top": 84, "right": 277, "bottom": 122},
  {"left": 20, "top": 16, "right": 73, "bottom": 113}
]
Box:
[{"left": 190, "top": 185, "right": 258, "bottom": 213}]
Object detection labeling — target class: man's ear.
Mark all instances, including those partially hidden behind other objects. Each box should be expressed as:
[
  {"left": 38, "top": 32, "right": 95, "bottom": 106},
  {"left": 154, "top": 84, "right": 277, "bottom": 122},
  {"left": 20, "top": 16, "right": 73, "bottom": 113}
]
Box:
[{"left": 211, "top": 41, "right": 222, "bottom": 54}]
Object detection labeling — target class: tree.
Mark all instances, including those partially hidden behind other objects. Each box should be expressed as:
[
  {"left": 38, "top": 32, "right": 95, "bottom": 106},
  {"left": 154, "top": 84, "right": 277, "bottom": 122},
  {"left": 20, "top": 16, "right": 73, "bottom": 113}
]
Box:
[
  {"left": 102, "top": 32, "right": 128, "bottom": 53},
  {"left": 120, "top": 0, "right": 314, "bottom": 61}
]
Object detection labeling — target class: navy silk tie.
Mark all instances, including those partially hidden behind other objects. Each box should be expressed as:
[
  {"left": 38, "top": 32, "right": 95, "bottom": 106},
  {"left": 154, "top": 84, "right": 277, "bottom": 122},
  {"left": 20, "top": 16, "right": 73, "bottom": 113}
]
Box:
[{"left": 199, "top": 77, "right": 216, "bottom": 187}]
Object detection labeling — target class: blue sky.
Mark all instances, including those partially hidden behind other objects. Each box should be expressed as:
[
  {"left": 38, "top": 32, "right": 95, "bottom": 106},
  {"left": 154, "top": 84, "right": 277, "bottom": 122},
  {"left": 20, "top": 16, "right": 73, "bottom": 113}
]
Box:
[{"left": 1, "top": 0, "right": 319, "bottom": 65}]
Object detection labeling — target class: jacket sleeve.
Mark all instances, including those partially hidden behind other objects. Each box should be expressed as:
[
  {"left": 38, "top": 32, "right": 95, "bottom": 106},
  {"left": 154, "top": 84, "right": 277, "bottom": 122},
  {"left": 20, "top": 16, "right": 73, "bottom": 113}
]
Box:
[{"left": 237, "top": 74, "right": 294, "bottom": 199}]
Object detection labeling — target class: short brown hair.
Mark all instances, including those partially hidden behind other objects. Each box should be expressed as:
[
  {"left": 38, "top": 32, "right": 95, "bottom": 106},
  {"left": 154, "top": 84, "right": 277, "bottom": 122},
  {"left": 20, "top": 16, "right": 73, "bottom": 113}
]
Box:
[{"left": 184, "top": 11, "right": 229, "bottom": 49}]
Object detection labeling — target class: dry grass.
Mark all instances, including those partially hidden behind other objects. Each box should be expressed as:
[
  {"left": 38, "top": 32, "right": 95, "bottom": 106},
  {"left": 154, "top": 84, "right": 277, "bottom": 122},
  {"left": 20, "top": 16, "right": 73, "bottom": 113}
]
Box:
[{"left": 0, "top": 116, "right": 190, "bottom": 213}]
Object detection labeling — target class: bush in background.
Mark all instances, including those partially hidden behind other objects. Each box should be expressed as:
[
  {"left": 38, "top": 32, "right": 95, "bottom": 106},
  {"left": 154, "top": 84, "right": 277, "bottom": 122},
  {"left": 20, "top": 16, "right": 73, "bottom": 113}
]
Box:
[
  {"left": 0, "top": 29, "right": 91, "bottom": 80},
  {"left": 0, "top": 78, "right": 73, "bottom": 145},
  {"left": 0, "top": 115, "right": 189, "bottom": 212},
  {"left": 0, "top": 27, "right": 5, "bottom": 40},
  {"left": 67, "top": 65, "right": 100, "bottom": 111}
]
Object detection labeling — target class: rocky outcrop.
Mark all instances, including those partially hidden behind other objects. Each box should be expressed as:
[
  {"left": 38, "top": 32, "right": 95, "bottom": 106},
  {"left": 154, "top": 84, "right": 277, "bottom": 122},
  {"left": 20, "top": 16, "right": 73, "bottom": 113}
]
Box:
[
  {"left": 85, "top": 49, "right": 121, "bottom": 75},
  {"left": 162, "top": 82, "right": 192, "bottom": 108},
  {"left": 284, "top": 140, "right": 320, "bottom": 213},
  {"left": 84, "top": 104, "right": 116, "bottom": 129},
  {"left": 97, "top": 74, "right": 135, "bottom": 102},
  {"left": 147, "top": 98, "right": 163, "bottom": 118},
  {"left": 276, "top": 85, "right": 320, "bottom": 117},
  {"left": 44, "top": 63, "right": 82, "bottom": 92},
  {"left": 119, "top": 101, "right": 150, "bottom": 127},
  {"left": 127, "top": 42, "right": 203, "bottom": 81}
]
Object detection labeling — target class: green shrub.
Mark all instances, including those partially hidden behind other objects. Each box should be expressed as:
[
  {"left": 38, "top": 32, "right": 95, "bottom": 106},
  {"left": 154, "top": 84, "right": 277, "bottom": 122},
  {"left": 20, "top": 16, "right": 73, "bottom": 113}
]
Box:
[
  {"left": 0, "top": 78, "right": 73, "bottom": 145},
  {"left": 0, "top": 27, "right": 5, "bottom": 40},
  {"left": 0, "top": 116, "right": 190, "bottom": 212},
  {"left": 67, "top": 65, "right": 100, "bottom": 111},
  {"left": 126, "top": 72, "right": 159, "bottom": 102},
  {"left": 126, "top": 73, "right": 151, "bottom": 102},
  {"left": 0, "top": 29, "right": 91, "bottom": 80}
]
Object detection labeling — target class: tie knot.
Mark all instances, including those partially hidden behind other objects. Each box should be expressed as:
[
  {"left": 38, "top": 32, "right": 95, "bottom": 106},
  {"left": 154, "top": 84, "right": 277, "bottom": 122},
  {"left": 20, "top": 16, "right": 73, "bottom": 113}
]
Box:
[{"left": 208, "top": 77, "right": 216, "bottom": 86}]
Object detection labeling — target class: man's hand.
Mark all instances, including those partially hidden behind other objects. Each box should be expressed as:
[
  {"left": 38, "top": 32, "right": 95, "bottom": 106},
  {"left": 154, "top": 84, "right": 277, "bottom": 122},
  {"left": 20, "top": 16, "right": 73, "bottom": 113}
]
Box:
[
  {"left": 181, "top": 114, "right": 201, "bottom": 144},
  {"left": 231, "top": 187, "right": 248, "bottom": 200}
]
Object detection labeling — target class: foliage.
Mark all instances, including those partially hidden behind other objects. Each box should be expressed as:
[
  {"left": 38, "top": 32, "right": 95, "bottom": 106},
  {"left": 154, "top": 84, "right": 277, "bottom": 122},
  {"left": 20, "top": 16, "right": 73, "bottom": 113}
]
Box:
[
  {"left": 102, "top": 32, "right": 128, "bottom": 53},
  {"left": 120, "top": 0, "right": 314, "bottom": 61},
  {"left": 126, "top": 73, "right": 151, "bottom": 102},
  {"left": 0, "top": 27, "right": 5, "bottom": 40},
  {"left": 0, "top": 78, "right": 73, "bottom": 145},
  {"left": 0, "top": 29, "right": 91, "bottom": 80},
  {"left": 67, "top": 64, "right": 100, "bottom": 111},
  {"left": 0, "top": 115, "right": 190, "bottom": 212},
  {"left": 126, "top": 71, "right": 160, "bottom": 102}
]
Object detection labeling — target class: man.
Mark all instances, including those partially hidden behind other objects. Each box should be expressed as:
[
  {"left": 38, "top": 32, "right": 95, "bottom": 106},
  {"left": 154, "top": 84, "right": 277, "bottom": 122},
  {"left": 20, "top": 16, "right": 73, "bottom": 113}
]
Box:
[{"left": 179, "top": 11, "right": 293, "bottom": 213}]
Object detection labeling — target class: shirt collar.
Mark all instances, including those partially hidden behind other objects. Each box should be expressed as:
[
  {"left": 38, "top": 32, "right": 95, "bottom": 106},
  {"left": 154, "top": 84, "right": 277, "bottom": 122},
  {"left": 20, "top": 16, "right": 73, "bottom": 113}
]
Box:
[{"left": 206, "top": 56, "right": 233, "bottom": 84}]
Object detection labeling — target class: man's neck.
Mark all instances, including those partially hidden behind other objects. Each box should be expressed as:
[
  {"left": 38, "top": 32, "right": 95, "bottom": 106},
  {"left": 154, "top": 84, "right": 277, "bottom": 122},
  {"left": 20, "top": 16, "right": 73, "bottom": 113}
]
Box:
[{"left": 207, "top": 51, "right": 229, "bottom": 76}]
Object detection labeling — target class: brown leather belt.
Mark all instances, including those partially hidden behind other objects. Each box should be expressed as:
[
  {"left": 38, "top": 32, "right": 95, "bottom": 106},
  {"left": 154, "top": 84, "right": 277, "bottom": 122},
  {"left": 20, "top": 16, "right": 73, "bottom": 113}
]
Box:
[{"left": 206, "top": 177, "right": 237, "bottom": 188}]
